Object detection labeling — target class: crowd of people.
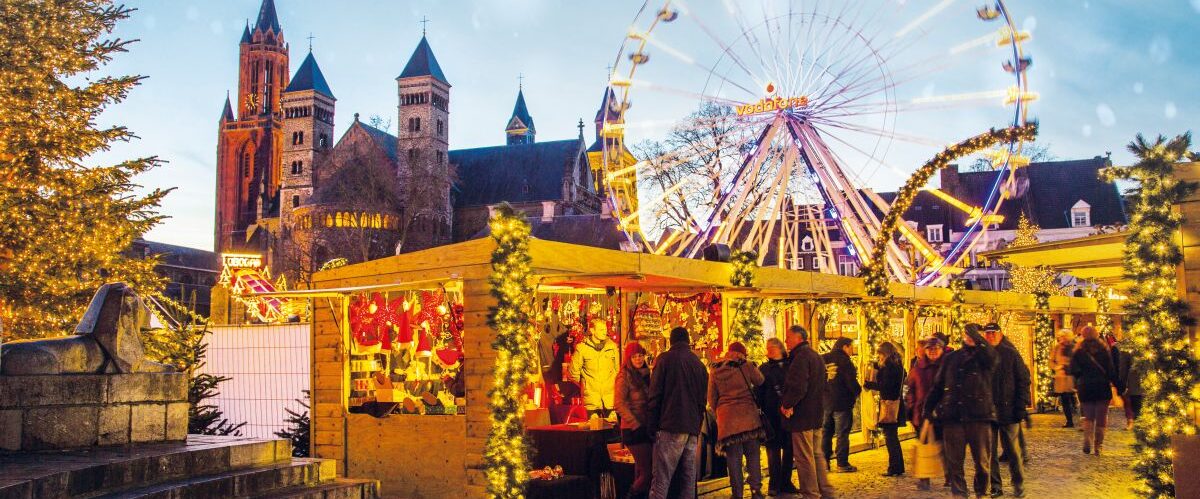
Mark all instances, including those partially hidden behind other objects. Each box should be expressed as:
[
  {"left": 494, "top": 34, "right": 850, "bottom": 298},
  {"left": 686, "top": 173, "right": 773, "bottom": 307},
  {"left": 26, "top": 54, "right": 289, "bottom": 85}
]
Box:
[{"left": 610, "top": 321, "right": 1135, "bottom": 499}]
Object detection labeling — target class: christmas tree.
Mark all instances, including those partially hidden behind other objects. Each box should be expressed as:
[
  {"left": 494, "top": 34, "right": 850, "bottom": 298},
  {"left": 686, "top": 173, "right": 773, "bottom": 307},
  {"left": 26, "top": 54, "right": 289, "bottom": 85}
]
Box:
[
  {"left": 0, "top": 1, "right": 169, "bottom": 340},
  {"left": 1007, "top": 214, "right": 1059, "bottom": 294},
  {"left": 275, "top": 392, "right": 311, "bottom": 457}
]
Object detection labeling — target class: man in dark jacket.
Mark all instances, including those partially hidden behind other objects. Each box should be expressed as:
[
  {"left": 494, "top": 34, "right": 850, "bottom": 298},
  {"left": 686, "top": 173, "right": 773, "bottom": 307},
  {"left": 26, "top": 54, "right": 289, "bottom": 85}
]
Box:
[
  {"left": 983, "top": 323, "right": 1030, "bottom": 498},
  {"left": 647, "top": 326, "right": 708, "bottom": 499},
  {"left": 924, "top": 324, "right": 998, "bottom": 498},
  {"left": 780, "top": 326, "right": 834, "bottom": 499},
  {"left": 822, "top": 337, "right": 862, "bottom": 472}
]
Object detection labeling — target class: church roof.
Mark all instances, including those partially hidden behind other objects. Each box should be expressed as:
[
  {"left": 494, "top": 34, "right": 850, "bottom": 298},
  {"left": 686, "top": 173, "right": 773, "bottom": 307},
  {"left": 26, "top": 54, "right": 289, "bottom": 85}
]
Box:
[
  {"left": 506, "top": 89, "right": 535, "bottom": 133},
  {"left": 450, "top": 139, "right": 582, "bottom": 207},
  {"left": 240, "top": 24, "right": 252, "bottom": 44},
  {"left": 398, "top": 36, "right": 449, "bottom": 84},
  {"left": 220, "top": 94, "right": 235, "bottom": 122},
  {"left": 254, "top": 0, "right": 281, "bottom": 33},
  {"left": 354, "top": 120, "right": 399, "bottom": 161},
  {"left": 285, "top": 52, "right": 335, "bottom": 98}
]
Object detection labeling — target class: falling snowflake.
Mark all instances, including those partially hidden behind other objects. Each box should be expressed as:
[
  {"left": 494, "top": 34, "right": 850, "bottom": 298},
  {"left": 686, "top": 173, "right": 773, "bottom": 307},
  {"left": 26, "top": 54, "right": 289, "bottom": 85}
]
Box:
[
  {"left": 1148, "top": 35, "right": 1171, "bottom": 64},
  {"left": 1082, "top": 125, "right": 1093, "bottom": 137},
  {"left": 1095, "top": 104, "right": 1116, "bottom": 127},
  {"left": 1133, "top": 82, "right": 1144, "bottom": 94},
  {"left": 1165, "top": 102, "right": 1178, "bottom": 119}
]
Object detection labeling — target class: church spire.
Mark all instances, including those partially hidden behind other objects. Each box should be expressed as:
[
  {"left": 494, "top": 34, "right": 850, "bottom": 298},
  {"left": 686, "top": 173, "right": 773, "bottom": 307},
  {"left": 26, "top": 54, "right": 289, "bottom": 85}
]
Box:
[
  {"left": 220, "top": 92, "right": 235, "bottom": 122},
  {"left": 254, "top": 0, "right": 281, "bottom": 33},
  {"left": 285, "top": 51, "right": 335, "bottom": 99},
  {"left": 505, "top": 86, "right": 535, "bottom": 145},
  {"left": 240, "top": 22, "right": 251, "bottom": 44},
  {"left": 398, "top": 36, "right": 449, "bottom": 85}
]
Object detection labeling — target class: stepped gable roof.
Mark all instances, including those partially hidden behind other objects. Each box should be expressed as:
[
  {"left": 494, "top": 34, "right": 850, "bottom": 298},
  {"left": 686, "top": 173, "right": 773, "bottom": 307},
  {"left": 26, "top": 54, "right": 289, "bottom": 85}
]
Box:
[
  {"left": 450, "top": 139, "right": 583, "bottom": 207},
  {"left": 398, "top": 36, "right": 449, "bottom": 84},
  {"left": 285, "top": 52, "right": 335, "bottom": 98}
]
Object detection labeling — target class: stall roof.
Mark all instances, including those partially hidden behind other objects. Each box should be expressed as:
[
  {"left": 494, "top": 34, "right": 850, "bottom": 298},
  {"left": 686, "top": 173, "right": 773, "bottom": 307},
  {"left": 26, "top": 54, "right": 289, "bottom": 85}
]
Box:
[
  {"left": 311, "top": 238, "right": 1109, "bottom": 313},
  {"left": 979, "top": 232, "right": 1128, "bottom": 288}
]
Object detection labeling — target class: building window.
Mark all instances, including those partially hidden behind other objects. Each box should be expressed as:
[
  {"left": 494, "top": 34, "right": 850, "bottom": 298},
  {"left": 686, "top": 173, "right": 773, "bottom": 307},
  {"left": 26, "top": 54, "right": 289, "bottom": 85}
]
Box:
[
  {"left": 1071, "top": 200, "right": 1091, "bottom": 227},
  {"left": 926, "top": 224, "right": 944, "bottom": 243},
  {"left": 838, "top": 255, "right": 858, "bottom": 276},
  {"left": 801, "top": 236, "right": 814, "bottom": 252},
  {"left": 409, "top": 117, "right": 421, "bottom": 133},
  {"left": 408, "top": 148, "right": 417, "bottom": 162},
  {"left": 436, "top": 150, "right": 444, "bottom": 165},
  {"left": 797, "top": 257, "right": 805, "bottom": 270},
  {"left": 812, "top": 257, "right": 820, "bottom": 270},
  {"left": 319, "top": 134, "right": 328, "bottom": 149},
  {"left": 437, "top": 119, "right": 444, "bottom": 136},
  {"left": 292, "top": 195, "right": 300, "bottom": 208}
]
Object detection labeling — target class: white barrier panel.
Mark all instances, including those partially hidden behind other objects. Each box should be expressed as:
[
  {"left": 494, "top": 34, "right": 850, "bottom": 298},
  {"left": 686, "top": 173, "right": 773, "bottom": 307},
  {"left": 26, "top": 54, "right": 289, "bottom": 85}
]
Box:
[{"left": 200, "top": 323, "right": 311, "bottom": 439}]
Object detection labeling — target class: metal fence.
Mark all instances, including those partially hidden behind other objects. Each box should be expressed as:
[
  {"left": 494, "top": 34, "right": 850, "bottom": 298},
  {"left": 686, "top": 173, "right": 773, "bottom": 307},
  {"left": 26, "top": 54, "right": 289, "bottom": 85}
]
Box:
[{"left": 199, "top": 324, "right": 311, "bottom": 439}]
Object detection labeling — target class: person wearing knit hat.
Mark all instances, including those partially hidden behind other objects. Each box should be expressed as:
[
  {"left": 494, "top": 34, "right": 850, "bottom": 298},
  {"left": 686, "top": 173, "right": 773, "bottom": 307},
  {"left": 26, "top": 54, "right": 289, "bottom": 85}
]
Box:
[
  {"left": 616, "top": 341, "right": 653, "bottom": 498},
  {"left": 709, "top": 340, "right": 766, "bottom": 498}
]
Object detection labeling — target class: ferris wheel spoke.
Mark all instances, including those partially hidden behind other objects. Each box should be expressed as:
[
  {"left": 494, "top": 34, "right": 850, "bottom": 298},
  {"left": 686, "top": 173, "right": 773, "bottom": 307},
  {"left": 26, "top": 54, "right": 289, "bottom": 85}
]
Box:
[
  {"left": 893, "top": 0, "right": 958, "bottom": 40},
  {"left": 808, "top": 117, "right": 946, "bottom": 148},
  {"left": 629, "top": 79, "right": 760, "bottom": 109},
  {"left": 794, "top": 3, "right": 864, "bottom": 99},
  {"left": 675, "top": 0, "right": 766, "bottom": 86},
  {"left": 640, "top": 32, "right": 763, "bottom": 99}
]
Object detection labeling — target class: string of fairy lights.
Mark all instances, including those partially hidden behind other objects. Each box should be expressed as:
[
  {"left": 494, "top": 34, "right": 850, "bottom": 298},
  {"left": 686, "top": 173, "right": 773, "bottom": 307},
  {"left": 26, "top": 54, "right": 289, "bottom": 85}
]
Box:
[
  {"left": 729, "top": 249, "right": 765, "bottom": 362},
  {"left": 483, "top": 205, "right": 535, "bottom": 499},
  {"left": 1101, "top": 134, "right": 1199, "bottom": 498}
]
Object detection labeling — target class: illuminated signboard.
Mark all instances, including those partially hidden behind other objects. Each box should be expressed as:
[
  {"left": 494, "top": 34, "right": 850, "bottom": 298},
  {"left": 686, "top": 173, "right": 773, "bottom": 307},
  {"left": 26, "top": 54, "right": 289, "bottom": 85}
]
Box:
[
  {"left": 221, "top": 253, "right": 263, "bottom": 269},
  {"left": 735, "top": 96, "right": 809, "bottom": 116}
]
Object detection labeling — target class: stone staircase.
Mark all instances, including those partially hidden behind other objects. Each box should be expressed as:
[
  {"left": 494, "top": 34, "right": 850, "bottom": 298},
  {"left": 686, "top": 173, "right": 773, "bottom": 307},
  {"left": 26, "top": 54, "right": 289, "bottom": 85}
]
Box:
[{"left": 0, "top": 435, "right": 378, "bottom": 499}]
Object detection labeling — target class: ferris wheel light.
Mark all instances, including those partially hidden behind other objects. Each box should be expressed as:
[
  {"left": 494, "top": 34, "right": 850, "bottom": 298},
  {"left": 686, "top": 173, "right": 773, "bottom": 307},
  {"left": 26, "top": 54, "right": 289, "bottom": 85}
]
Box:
[
  {"left": 610, "top": 77, "right": 632, "bottom": 88},
  {"left": 996, "top": 26, "right": 1031, "bottom": 46},
  {"left": 1004, "top": 87, "right": 1039, "bottom": 106}
]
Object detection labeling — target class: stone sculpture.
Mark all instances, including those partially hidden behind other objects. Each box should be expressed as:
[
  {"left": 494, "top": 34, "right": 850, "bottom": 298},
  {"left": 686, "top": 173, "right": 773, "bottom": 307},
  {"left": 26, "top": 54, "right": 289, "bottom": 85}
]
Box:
[{"left": 0, "top": 282, "right": 173, "bottom": 375}]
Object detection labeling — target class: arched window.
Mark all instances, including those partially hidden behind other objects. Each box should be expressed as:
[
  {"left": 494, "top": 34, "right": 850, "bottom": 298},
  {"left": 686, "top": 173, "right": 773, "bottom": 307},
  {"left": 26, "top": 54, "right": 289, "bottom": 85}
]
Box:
[
  {"left": 297, "top": 131, "right": 304, "bottom": 145},
  {"left": 292, "top": 195, "right": 300, "bottom": 208}
]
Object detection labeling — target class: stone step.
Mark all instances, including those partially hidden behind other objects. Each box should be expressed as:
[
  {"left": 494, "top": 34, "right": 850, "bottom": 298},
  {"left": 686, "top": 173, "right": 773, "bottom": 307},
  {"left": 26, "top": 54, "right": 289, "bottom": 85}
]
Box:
[
  {"left": 91, "top": 459, "right": 334, "bottom": 499},
  {"left": 0, "top": 435, "right": 293, "bottom": 499},
  {"left": 249, "top": 478, "right": 380, "bottom": 499}
]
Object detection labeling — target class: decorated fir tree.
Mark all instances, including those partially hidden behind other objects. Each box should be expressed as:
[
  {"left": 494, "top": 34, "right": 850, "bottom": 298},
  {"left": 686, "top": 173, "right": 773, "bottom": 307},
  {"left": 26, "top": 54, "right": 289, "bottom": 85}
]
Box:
[
  {"left": 1102, "top": 133, "right": 1199, "bottom": 498},
  {"left": 0, "top": 1, "right": 169, "bottom": 340},
  {"left": 1007, "top": 214, "right": 1060, "bottom": 295}
]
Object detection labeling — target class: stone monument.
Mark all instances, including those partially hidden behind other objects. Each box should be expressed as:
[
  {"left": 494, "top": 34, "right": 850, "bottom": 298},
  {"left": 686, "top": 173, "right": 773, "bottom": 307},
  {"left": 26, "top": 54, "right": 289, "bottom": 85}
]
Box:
[{"left": 0, "top": 282, "right": 188, "bottom": 451}]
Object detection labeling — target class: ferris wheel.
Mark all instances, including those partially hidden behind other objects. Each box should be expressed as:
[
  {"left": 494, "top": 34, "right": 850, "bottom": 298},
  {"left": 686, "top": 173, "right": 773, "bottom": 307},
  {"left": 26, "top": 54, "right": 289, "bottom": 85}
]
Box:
[{"left": 600, "top": 0, "right": 1035, "bottom": 286}]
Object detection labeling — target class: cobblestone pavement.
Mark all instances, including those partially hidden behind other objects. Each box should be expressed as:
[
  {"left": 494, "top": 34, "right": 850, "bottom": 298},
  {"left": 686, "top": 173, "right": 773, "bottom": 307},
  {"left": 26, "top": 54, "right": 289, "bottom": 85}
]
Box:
[{"left": 701, "top": 410, "right": 1139, "bottom": 498}]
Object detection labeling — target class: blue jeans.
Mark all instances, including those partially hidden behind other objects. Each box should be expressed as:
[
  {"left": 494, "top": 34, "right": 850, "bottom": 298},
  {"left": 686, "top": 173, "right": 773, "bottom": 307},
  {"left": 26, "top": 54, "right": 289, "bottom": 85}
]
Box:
[
  {"left": 822, "top": 410, "right": 853, "bottom": 467},
  {"left": 724, "top": 438, "right": 762, "bottom": 497},
  {"left": 650, "top": 431, "right": 699, "bottom": 499}
]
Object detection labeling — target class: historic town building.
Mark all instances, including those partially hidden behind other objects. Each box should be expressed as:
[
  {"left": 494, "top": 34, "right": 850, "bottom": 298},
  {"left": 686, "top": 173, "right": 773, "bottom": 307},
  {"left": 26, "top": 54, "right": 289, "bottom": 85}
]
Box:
[{"left": 214, "top": 0, "right": 622, "bottom": 277}]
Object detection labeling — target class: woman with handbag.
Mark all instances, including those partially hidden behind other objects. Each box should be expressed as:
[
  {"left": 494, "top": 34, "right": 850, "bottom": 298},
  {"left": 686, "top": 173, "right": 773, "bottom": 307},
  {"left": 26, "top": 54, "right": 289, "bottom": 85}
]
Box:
[
  {"left": 865, "top": 341, "right": 907, "bottom": 477},
  {"left": 1070, "top": 326, "right": 1121, "bottom": 455},
  {"left": 708, "top": 341, "right": 767, "bottom": 499}
]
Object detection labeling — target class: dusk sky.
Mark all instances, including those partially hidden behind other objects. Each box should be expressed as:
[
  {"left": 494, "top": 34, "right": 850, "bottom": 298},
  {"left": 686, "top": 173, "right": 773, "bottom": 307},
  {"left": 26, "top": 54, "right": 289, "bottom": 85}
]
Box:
[{"left": 90, "top": 1, "right": 1199, "bottom": 250}]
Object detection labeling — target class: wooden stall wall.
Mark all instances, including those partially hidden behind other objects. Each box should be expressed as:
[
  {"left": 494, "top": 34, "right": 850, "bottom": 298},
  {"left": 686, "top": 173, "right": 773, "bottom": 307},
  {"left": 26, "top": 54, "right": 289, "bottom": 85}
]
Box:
[{"left": 310, "top": 239, "right": 495, "bottom": 499}]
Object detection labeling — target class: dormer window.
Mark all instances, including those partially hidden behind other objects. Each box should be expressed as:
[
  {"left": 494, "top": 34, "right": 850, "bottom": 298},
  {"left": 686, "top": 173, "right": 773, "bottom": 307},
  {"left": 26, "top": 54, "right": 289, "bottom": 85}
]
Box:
[
  {"left": 1071, "top": 200, "right": 1091, "bottom": 227},
  {"left": 801, "top": 236, "right": 814, "bottom": 252},
  {"left": 927, "top": 224, "right": 944, "bottom": 243}
]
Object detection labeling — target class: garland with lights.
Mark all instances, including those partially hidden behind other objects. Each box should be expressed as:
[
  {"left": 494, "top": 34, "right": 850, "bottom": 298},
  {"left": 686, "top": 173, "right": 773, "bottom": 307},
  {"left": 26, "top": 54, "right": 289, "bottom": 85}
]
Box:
[
  {"left": 947, "top": 278, "right": 967, "bottom": 343},
  {"left": 859, "top": 124, "right": 1039, "bottom": 345},
  {"left": 729, "top": 250, "right": 765, "bottom": 362},
  {"left": 484, "top": 204, "right": 535, "bottom": 499},
  {"left": 1092, "top": 287, "right": 1113, "bottom": 338},
  {"left": 1008, "top": 214, "right": 1061, "bottom": 295},
  {"left": 1102, "top": 133, "right": 1199, "bottom": 498},
  {"left": 1032, "top": 291, "right": 1055, "bottom": 409}
]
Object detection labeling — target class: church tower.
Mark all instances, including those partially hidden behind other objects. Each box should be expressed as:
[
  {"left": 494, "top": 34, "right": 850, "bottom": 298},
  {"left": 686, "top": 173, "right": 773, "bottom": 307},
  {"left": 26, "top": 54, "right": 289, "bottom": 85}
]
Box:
[
  {"left": 280, "top": 49, "right": 335, "bottom": 227},
  {"left": 215, "top": 0, "right": 289, "bottom": 254},
  {"left": 395, "top": 35, "right": 452, "bottom": 252},
  {"left": 504, "top": 87, "right": 535, "bottom": 145}
]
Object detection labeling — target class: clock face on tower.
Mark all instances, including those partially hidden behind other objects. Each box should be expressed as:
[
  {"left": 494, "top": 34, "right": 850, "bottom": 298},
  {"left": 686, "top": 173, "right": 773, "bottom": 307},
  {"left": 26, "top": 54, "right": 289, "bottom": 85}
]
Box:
[{"left": 243, "top": 93, "right": 258, "bottom": 114}]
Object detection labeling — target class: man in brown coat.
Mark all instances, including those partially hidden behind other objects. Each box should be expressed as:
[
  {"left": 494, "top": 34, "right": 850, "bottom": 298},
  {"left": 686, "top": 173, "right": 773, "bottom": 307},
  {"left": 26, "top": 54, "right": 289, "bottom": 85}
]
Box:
[{"left": 780, "top": 326, "right": 833, "bottom": 499}]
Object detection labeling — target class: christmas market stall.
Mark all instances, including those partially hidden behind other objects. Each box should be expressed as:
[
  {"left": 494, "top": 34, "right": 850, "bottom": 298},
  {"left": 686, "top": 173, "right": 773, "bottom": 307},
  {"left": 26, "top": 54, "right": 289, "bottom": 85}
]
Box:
[{"left": 306, "top": 229, "right": 1110, "bottom": 499}]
